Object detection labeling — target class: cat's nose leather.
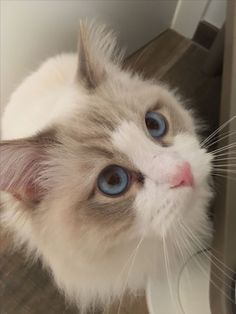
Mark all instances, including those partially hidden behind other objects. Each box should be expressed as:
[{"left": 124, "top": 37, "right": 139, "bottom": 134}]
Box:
[{"left": 170, "top": 162, "right": 194, "bottom": 188}]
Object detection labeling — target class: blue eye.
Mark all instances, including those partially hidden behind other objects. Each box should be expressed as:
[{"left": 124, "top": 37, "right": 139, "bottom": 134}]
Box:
[
  {"left": 145, "top": 112, "right": 167, "bottom": 139},
  {"left": 97, "top": 165, "right": 130, "bottom": 196}
]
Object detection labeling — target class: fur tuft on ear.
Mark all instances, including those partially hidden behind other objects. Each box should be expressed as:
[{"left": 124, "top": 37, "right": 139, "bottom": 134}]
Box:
[
  {"left": 0, "top": 131, "right": 57, "bottom": 203},
  {"left": 77, "top": 20, "right": 124, "bottom": 89}
]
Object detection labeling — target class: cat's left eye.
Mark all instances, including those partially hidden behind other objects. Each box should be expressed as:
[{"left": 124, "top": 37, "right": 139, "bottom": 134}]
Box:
[{"left": 145, "top": 111, "right": 167, "bottom": 139}]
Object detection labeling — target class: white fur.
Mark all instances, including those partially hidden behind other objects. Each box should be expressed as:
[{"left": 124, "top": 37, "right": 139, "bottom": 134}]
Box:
[
  {"left": 112, "top": 121, "right": 212, "bottom": 236},
  {"left": 1, "top": 54, "right": 83, "bottom": 140},
  {"left": 1, "top": 52, "right": 158, "bottom": 310},
  {"left": 1, "top": 23, "right": 213, "bottom": 312}
]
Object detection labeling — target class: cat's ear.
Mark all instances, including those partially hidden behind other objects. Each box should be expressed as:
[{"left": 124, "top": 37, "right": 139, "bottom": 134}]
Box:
[
  {"left": 77, "top": 20, "right": 123, "bottom": 89},
  {"left": 0, "top": 131, "right": 58, "bottom": 203}
]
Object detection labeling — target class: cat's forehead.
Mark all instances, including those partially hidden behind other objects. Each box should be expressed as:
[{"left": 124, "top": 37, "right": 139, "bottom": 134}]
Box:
[
  {"left": 85, "top": 83, "right": 168, "bottom": 119},
  {"left": 61, "top": 81, "right": 195, "bottom": 163},
  {"left": 78, "top": 82, "right": 194, "bottom": 137}
]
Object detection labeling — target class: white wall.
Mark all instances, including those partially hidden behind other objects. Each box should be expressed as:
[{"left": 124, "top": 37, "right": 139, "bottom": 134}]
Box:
[
  {"left": 171, "top": 0, "right": 226, "bottom": 38},
  {"left": 0, "top": 0, "right": 178, "bottom": 111},
  {"left": 171, "top": 0, "right": 209, "bottom": 38},
  {"left": 202, "top": 0, "right": 226, "bottom": 28}
]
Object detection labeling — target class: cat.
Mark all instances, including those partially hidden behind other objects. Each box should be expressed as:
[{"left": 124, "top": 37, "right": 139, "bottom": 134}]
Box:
[{"left": 0, "top": 21, "right": 213, "bottom": 312}]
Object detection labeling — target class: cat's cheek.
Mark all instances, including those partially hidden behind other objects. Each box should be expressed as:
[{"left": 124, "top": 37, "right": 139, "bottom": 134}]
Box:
[
  {"left": 184, "top": 153, "right": 212, "bottom": 190},
  {"left": 173, "top": 134, "right": 213, "bottom": 186}
]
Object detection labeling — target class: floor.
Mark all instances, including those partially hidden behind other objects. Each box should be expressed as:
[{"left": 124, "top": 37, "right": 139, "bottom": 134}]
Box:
[{"left": 0, "top": 29, "right": 222, "bottom": 314}]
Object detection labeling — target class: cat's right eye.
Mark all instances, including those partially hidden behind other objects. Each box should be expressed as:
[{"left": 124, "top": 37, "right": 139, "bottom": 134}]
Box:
[{"left": 97, "top": 165, "right": 130, "bottom": 197}]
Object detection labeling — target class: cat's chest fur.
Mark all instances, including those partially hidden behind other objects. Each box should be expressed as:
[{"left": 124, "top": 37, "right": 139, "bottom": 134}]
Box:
[{"left": 2, "top": 54, "right": 81, "bottom": 140}]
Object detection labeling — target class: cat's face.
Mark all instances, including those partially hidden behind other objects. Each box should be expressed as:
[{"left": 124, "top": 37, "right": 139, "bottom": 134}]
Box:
[
  {"left": 1, "top": 22, "right": 213, "bottom": 255},
  {"left": 47, "top": 77, "right": 212, "bottom": 249}
]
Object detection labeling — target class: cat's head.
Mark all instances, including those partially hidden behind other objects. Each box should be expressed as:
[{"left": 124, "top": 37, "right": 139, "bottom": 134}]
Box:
[{"left": 0, "top": 22, "right": 213, "bottom": 254}]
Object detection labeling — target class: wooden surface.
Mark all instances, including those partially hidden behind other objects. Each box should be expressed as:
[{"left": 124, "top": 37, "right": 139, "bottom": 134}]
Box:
[
  {"left": 193, "top": 20, "right": 218, "bottom": 50},
  {"left": 0, "top": 29, "right": 222, "bottom": 314}
]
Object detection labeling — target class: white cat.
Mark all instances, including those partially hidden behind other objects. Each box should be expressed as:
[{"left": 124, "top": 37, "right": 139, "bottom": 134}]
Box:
[{"left": 0, "top": 21, "right": 213, "bottom": 312}]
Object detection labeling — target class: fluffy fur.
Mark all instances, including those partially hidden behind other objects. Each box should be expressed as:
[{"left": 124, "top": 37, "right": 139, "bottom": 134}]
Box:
[{"left": 0, "top": 21, "right": 213, "bottom": 311}]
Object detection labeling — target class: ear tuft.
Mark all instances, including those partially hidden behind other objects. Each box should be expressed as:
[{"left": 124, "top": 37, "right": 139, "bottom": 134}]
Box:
[
  {"left": 77, "top": 20, "right": 124, "bottom": 89},
  {"left": 0, "top": 131, "right": 57, "bottom": 203}
]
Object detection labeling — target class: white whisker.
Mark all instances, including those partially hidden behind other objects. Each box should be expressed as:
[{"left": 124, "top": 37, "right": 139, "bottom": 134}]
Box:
[
  {"left": 116, "top": 235, "right": 144, "bottom": 314},
  {"left": 213, "top": 164, "right": 236, "bottom": 168},
  {"left": 213, "top": 168, "right": 236, "bottom": 172},
  {"left": 180, "top": 222, "right": 235, "bottom": 285},
  {"left": 175, "top": 222, "right": 193, "bottom": 290},
  {"left": 162, "top": 233, "right": 185, "bottom": 314},
  {"left": 213, "top": 157, "right": 236, "bottom": 162},
  {"left": 162, "top": 236, "right": 178, "bottom": 313},
  {"left": 212, "top": 173, "right": 236, "bottom": 181},
  {"left": 201, "top": 115, "right": 236, "bottom": 148},
  {"left": 179, "top": 222, "right": 235, "bottom": 303},
  {"left": 211, "top": 142, "right": 236, "bottom": 155},
  {"left": 213, "top": 169, "right": 236, "bottom": 174},
  {"left": 212, "top": 151, "right": 236, "bottom": 158},
  {"left": 204, "top": 131, "right": 236, "bottom": 149}
]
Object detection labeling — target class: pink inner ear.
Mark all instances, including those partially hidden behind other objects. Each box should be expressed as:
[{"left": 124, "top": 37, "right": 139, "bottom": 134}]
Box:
[{"left": 0, "top": 142, "right": 48, "bottom": 202}]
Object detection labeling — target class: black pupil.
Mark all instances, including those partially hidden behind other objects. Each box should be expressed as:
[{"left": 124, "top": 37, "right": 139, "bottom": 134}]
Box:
[
  {"left": 146, "top": 117, "right": 160, "bottom": 130},
  {"left": 106, "top": 172, "right": 121, "bottom": 186}
]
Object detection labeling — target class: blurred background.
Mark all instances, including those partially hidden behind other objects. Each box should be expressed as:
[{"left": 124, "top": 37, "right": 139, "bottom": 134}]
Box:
[{"left": 0, "top": 0, "right": 226, "bottom": 112}]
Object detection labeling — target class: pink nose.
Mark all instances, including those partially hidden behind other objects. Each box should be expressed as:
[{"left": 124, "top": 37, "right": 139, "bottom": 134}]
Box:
[{"left": 170, "top": 162, "right": 194, "bottom": 188}]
